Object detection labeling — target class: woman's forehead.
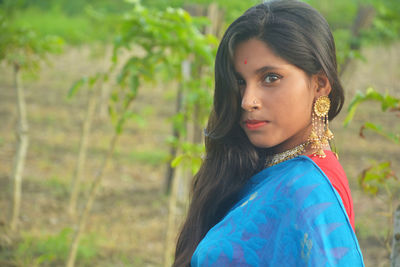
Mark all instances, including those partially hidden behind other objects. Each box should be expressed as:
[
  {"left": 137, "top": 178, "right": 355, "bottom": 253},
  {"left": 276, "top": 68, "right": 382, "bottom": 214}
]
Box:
[{"left": 233, "top": 39, "right": 293, "bottom": 74}]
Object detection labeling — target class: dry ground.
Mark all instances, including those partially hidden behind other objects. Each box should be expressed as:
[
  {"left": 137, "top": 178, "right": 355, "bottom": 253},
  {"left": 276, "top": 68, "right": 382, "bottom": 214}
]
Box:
[{"left": 0, "top": 42, "right": 399, "bottom": 266}]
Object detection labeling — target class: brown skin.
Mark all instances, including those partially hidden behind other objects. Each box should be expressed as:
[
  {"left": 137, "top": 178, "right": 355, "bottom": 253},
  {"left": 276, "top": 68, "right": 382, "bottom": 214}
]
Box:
[{"left": 234, "top": 38, "right": 331, "bottom": 154}]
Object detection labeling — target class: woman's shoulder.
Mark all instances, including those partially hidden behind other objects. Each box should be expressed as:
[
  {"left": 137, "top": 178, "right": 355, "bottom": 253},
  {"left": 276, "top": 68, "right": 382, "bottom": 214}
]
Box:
[
  {"left": 246, "top": 155, "right": 329, "bottom": 187},
  {"left": 246, "top": 155, "right": 340, "bottom": 194},
  {"left": 239, "top": 156, "right": 353, "bottom": 228},
  {"left": 192, "top": 156, "right": 364, "bottom": 267},
  {"left": 238, "top": 156, "right": 348, "bottom": 217}
]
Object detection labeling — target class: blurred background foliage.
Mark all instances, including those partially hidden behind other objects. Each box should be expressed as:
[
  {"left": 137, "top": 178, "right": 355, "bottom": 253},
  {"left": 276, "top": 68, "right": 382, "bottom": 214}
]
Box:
[
  {"left": 3, "top": 0, "right": 399, "bottom": 78},
  {"left": 3, "top": 0, "right": 399, "bottom": 44}
]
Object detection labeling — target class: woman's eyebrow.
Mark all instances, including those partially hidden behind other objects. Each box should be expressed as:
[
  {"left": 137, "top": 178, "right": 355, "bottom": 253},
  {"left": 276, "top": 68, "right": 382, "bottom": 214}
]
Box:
[
  {"left": 254, "top": 65, "right": 280, "bottom": 74},
  {"left": 234, "top": 65, "right": 281, "bottom": 77}
]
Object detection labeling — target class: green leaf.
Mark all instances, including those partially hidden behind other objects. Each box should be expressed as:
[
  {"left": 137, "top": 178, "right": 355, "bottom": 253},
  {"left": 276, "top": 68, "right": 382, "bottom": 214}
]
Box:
[
  {"left": 88, "top": 73, "right": 101, "bottom": 87},
  {"left": 125, "top": 111, "right": 146, "bottom": 128},
  {"left": 361, "top": 122, "right": 400, "bottom": 144},
  {"left": 344, "top": 87, "right": 400, "bottom": 126},
  {"left": 171, "top": 154, "right": 185, "bottom": 168},
  {"left": 358, "top": 161, "right": 397, "bottom": 196},
  {"left": 68, "top": 77, "right": 87, "bottom": 98},
  {"left": 191, "top": 156, "right": 202, "bottom": 175},
  {"left": 343, "top": 90, "right": 364, "bottom": 126}
]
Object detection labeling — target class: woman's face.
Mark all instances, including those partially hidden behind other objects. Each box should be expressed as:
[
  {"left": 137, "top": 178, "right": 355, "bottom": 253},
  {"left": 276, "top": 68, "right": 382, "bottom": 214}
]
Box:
[{"left": 234, "top": 38, "right": 322, "bottom": 153}]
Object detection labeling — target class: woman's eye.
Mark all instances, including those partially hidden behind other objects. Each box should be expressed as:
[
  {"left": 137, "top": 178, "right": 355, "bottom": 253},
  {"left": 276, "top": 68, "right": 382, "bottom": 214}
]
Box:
[{"left": 264, "top": 74, "right": 280, "bottom": 83}]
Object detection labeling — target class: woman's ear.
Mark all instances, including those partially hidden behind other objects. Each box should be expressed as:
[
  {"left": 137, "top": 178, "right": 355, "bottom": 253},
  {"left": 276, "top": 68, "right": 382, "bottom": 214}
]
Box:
[{"left": 312, "top": 71, "right": 332, "bottom": 97}]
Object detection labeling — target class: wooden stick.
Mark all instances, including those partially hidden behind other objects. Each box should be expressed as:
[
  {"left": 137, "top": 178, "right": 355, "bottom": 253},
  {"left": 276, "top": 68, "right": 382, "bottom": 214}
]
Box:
[
  {"left": 68, "top": 88, "right": 98, "bottom": 217},
  {"left": 10, "top": 63, "right": 29, "bottom": 231}
]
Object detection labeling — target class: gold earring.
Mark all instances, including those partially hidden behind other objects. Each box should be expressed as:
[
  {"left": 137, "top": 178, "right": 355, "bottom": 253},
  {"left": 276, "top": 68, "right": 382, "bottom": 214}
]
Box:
[{"left": 308, "top": 96, "right": 333, "bottom": 158}]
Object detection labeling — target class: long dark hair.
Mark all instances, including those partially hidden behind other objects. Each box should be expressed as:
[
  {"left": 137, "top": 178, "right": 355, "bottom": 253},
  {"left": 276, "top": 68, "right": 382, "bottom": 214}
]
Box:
[{"left": 173, "top": 1, "right": 344, "bottom": 266}]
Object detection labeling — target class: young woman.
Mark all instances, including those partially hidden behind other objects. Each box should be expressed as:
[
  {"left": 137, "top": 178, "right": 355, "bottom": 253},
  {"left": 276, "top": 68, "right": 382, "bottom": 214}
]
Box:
[{"left": 173, "top": 1, "right": 364, "bottom": 266}]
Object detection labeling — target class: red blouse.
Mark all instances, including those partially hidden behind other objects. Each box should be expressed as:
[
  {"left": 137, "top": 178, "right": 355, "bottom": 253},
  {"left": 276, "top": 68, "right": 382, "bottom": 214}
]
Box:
[{"left": 307, "top": 150, "right": 355, "bottom": 230}]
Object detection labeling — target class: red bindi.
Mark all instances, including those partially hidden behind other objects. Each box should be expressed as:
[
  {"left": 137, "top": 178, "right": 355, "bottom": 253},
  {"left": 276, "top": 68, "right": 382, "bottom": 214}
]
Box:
[{"left": 244, "top": 59, "right": 247, "bottom": 64}]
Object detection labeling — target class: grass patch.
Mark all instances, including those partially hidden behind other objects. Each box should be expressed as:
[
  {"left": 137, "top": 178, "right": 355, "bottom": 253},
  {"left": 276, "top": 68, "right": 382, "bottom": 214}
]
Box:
[
  {"left": 128, "top": 150, "right": 168, "bottom": 166},
  {"left": 42, "top": 176, "right": 70, "bottom": 199},
  {"left": 11, "top": 228, "right": 99, "bottom": 266},
  {"left": 29, "top": 112, "right": 59, "bottom": 127},
  {"left": 36, "top": 175, "right": 91, "bottom": 200},
  {"left": 13, "top": 8, "right": 110, "bottom": 45}
]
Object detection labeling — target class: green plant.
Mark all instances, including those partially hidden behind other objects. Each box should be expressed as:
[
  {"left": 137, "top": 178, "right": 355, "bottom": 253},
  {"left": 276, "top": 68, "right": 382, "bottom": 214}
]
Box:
[
  {"left": 171, "top": 142, "right": 204, "bottom": 175},
  {"left": 65, "top": 2, "right": 218, "bottom": 266},
  {"left": 344, "top": 87, "right": 400, "bottom": 254},
  {"left": 0, "top": 1, "right": 64, "bottom": 231},
  {"left": 14, "top": 228, "right": 98, "bottom": 266},
  {"left": 8, "top": 0, "right": 129, "bottom": 45},
  {"left": 112, "top": 1, "right": 218, "bottom": 185},
  {"left": 345, "top": 87, "right": 400, "bottom": 143}
]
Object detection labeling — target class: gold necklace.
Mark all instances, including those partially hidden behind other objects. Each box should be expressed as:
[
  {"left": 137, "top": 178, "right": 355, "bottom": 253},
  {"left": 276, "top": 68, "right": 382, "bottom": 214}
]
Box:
[{"left": 265, "top": 142, "right": 308, "bottom": 168}]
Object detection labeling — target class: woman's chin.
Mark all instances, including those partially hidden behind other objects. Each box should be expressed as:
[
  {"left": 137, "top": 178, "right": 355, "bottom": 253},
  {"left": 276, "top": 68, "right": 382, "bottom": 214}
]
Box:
[{"left": 248, "top": 139, "right": 277, "bottom": 149}]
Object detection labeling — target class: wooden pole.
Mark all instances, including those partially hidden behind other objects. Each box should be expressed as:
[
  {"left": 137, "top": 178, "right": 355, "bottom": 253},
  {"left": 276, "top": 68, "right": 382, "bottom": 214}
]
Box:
[
  {"left": 163, "top": 59, "right": 192, "bottom": 265},
  {"left": 163, "top": 82, "right": 184, "bottom": 194},
  {"left": 68, "top": 88, "right": 97, "bottom": 217},
  {"left": 164, "top": 60, "right": 191, "bottom": 194},
  {"left": 65, "top": 92, "right": 136, "bottom": 267},
  {"left": 205, "top": 3, "right": 224, "bottom": 38},
  {"left": 163, "top": 161, "right": 182, "bottom": 267},
  {"left": 66, "top": 132, "right": 119, "bottom": 267},
  {"left": 10, "top": 63, "right": 29, "bottom": 231},
  {"left": 391, "top": 205, "right": 400, "bottom": 267}
]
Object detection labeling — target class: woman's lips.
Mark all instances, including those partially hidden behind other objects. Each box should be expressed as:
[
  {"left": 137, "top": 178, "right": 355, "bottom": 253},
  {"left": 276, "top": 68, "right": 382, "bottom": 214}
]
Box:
[{"left": 244, "top": 120, "right": 269, "bottom": 130}]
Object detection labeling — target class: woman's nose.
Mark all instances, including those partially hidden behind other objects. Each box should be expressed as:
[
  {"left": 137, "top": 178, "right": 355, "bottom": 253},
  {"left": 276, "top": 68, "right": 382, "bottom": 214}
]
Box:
[{"left": 241, "top": 87, "right": 261, "bottom": 112}]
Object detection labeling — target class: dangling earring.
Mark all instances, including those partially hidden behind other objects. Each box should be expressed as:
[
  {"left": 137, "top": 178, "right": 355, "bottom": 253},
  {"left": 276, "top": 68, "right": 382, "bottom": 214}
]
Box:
[{"left": 308, "top": 96, "right": 333, "bottom": 158}]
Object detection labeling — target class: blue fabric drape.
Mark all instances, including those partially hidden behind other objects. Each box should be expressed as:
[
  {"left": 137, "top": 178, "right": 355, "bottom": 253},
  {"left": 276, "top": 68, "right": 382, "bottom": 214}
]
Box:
[{"left": 191, "top": 156, "right": 364, "bottom": 267}]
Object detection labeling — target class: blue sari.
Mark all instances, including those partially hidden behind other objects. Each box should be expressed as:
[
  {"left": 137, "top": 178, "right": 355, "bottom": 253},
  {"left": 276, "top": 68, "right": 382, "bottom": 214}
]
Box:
[{"left": 191, "top": 156, "right": 364, "bottom": 266}]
